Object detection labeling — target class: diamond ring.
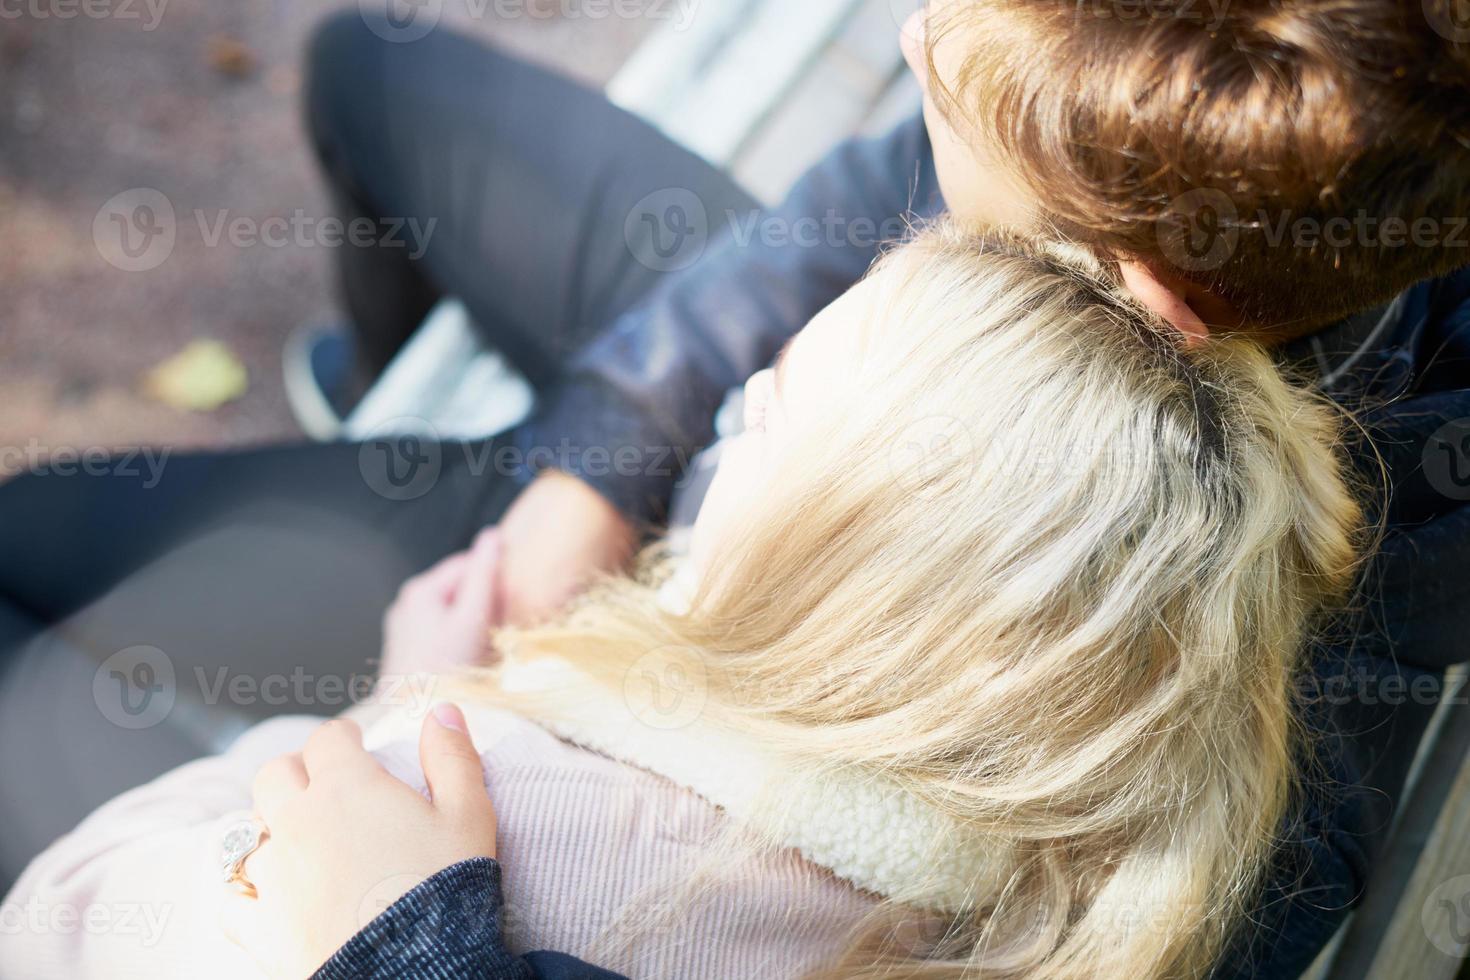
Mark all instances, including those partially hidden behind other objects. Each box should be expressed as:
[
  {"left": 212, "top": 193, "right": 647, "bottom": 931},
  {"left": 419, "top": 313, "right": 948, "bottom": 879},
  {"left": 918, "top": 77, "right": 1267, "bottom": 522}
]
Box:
[{"left": 220, "top": 817, "right": 269, "bottom": 892}]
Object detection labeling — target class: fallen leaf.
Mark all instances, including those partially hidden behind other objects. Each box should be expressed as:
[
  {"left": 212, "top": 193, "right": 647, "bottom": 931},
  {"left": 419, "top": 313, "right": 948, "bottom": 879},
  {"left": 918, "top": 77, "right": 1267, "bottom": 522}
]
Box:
[
  {"left": 144, "top": 339, "right": 249, "bottom": 412},
  {"left": 206, "top": 35, "right": 257, "bottom": 78}
]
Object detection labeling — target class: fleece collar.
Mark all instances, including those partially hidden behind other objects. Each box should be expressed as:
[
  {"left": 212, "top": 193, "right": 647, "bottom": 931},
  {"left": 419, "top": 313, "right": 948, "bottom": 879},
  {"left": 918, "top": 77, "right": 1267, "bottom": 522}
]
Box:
[{"left": 496, "top": 656, "right": 1009, "bottom": 913}]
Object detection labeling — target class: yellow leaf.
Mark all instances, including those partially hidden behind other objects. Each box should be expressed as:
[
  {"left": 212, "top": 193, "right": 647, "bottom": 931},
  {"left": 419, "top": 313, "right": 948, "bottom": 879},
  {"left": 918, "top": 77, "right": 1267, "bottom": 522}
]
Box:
[{"left": 144, "top": 339, "right": 249, "bottom": 412}]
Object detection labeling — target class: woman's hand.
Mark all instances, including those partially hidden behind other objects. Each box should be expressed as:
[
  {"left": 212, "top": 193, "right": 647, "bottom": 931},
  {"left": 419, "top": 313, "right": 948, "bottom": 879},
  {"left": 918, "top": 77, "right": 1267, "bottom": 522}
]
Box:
[
  {"left": 381, "top": 529, "right": 503, "bottom": 677},
  {"left": 221, "top": 705, "right": 497, "bottom": 979}
]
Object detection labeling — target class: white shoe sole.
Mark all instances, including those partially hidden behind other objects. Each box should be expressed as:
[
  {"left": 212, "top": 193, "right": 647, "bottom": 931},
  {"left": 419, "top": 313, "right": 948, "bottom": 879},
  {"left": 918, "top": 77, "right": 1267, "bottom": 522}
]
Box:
[{"left": 282, "top": 327, "right": 346, "bottom": 442}]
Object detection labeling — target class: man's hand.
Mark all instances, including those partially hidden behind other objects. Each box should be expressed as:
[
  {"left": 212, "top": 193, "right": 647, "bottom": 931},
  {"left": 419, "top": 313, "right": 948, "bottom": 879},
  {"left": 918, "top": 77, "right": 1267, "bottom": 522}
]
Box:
[
  {"left": 379, "top": 472, "right": 635, "bottom": 678},
  {"left": 221, "top": 706, "right": 497, "bottom": 979},
  {"left": 495, "top": 470, "right": 638, "bottom": 626}
]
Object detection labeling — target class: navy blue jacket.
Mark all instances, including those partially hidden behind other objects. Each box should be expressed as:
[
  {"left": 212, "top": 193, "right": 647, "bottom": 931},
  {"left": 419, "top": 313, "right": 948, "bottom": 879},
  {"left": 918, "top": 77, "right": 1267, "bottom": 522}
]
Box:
[{"left": 316, "top": 114, "right": 1470, "bottom": 979}]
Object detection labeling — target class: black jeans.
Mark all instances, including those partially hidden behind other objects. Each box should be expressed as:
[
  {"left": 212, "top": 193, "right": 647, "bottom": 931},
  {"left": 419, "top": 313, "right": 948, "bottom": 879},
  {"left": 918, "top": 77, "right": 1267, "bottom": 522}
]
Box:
[{"left": 0, "top": 12, "right": 755, "bottom": 883}]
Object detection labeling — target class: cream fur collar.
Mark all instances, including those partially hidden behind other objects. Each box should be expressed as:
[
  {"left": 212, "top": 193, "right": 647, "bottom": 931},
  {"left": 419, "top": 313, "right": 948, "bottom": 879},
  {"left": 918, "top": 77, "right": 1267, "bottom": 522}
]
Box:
[{"left": 493, "top": 656, "right": 1010, "bottom": 914}]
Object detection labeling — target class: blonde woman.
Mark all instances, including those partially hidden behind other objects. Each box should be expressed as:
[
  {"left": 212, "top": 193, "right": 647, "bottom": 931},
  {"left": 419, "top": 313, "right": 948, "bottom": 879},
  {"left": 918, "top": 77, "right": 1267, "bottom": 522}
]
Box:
[{"left": 0, "top": 227, "right": 1360, "bottom": 980}]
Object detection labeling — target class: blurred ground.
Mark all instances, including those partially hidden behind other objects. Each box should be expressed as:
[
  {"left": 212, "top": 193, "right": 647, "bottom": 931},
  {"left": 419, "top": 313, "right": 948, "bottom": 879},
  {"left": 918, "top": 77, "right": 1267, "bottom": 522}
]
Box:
[{"left": 0, "top": 0, "right": 655, "bottom": 474}]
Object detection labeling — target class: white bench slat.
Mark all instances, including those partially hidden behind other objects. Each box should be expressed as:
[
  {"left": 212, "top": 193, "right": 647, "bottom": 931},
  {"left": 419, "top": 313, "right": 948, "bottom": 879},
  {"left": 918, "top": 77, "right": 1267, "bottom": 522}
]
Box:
[
  {"left": 604, "top": 0, "right": 762, "bottom": 126},
  {"left": 345, "top": 0, "right": 907, "bottom": 444},
  {"left": 733, "top": 0, "right": 914, "bottom": 203},
  {"left": 344, "top": 300, "right": 533, "bottom": 441},
  {"left": 612, "top": 0, "right": 868, "bottom": 167}
]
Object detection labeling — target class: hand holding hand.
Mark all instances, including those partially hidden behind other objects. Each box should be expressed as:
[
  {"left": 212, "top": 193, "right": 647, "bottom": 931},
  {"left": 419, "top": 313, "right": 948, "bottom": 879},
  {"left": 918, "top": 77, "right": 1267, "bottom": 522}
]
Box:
[
  {"left": 381, "top": 471, "right": 637, "bottom": 681},
  {"left": 495, "top": 470, "right": 638, "bottom": 626},
  {"left": 381, "top": 529, "right": 502, "bottom": 677}
]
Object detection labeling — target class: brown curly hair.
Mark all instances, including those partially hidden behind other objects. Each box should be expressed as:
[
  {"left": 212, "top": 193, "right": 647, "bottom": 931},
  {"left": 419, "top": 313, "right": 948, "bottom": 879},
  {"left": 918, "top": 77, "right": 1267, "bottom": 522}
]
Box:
[{"left": 926, "top": 0, "right": 1470, "bottom": 333}]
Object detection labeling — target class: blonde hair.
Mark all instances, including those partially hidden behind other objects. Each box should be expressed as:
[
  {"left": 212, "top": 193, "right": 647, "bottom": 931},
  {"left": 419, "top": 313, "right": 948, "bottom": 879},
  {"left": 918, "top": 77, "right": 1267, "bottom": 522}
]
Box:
[{"left": 470, "top": 225, "right": 1362, "bottom": 978}]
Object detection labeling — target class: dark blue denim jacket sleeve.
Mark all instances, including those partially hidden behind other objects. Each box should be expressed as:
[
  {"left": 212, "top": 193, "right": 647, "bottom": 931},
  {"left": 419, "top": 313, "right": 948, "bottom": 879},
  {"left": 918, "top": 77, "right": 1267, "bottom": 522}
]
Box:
[
  {"left": 311, "top": 858, "right": 627, "bottom": 980},
  {"left": 510, "top": 112, "right": 942, "bottom": 526}
]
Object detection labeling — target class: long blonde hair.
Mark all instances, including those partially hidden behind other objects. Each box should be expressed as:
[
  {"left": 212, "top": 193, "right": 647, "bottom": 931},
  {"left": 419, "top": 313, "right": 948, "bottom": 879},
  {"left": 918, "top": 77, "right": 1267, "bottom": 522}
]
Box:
[{"left": 472, "top": 226, "right": 1361, "bottom": 978}]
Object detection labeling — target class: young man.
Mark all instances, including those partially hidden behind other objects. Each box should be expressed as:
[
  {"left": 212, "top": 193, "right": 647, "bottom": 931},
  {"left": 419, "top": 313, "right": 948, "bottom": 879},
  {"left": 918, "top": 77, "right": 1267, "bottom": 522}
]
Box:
[{"left": 2, "top": 1, "right": 1468, "bottom": 976}]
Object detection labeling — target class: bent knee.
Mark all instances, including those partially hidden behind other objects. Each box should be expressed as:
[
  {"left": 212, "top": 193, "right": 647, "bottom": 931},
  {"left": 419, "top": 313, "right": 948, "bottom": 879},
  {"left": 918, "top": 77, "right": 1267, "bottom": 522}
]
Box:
[{"left": 303, "top": 9, "right": 387, "bottom": 147}]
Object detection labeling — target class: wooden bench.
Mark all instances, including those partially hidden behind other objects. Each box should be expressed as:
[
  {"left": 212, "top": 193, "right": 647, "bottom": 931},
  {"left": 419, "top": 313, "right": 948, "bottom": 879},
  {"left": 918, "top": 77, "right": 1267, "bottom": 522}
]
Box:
[{"left": 1306, "top": 664, "right": 1470, "bottom": 979}]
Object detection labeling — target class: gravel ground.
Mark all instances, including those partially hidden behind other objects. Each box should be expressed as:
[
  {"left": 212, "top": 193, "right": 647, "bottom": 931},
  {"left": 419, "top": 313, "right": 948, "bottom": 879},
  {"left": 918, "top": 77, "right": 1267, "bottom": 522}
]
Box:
[{"left": 0, "top": 0, "right": 657, "bottom": 475}]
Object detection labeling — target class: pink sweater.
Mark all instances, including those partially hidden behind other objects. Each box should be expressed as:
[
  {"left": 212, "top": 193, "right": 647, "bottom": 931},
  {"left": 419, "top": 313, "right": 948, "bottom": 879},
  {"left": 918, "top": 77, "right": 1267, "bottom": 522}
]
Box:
[{"left": 0, "top": 707, "right": 877, "bottom": 980}]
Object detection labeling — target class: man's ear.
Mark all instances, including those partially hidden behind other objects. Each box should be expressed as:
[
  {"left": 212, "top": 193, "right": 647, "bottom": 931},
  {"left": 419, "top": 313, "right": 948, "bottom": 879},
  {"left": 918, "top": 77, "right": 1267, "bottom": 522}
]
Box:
[{"left": 1117, "top": 260, "right": 1213, "bottom": 347}]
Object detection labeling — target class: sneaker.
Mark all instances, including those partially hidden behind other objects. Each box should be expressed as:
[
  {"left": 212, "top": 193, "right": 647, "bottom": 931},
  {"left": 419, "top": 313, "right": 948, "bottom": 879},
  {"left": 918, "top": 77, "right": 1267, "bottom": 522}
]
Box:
[{"left": 283, "top": 323, "right": 359, "bottom": 441}]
